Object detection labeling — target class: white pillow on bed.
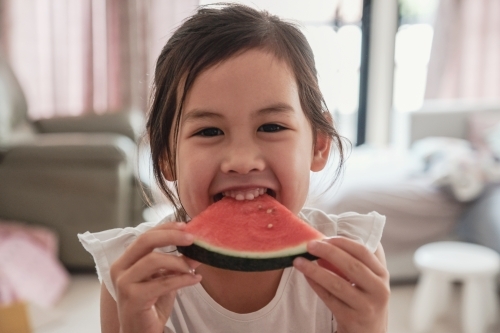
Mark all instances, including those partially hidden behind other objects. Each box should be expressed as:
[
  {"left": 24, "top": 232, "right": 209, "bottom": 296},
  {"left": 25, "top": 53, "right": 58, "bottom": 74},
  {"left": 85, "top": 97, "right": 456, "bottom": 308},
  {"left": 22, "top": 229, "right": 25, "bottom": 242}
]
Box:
[{"left": 411, "top": 137, "right": 484, "bottom": 202}]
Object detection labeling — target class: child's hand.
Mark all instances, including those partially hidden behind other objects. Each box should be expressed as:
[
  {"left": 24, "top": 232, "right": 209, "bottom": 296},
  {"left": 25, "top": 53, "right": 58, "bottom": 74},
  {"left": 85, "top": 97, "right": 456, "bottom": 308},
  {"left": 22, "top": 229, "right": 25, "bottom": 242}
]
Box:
[
  {"left": 109, "top": 222, "right": 202, "bottom": 333},
  {"left": 293, "top": 237, "right": 390, "bottom": 333}
]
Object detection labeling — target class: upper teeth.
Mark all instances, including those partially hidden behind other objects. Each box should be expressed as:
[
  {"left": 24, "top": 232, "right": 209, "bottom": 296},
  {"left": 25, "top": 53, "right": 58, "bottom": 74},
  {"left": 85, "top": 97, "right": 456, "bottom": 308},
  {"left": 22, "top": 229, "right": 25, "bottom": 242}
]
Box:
[{"left": 223, "top": 188, "right": 267, "bottom": 201}]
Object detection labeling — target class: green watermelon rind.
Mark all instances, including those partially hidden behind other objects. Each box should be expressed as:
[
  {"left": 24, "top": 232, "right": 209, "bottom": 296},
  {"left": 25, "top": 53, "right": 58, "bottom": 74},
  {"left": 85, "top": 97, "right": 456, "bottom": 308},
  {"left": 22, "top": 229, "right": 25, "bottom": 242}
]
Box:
[{"left": 177, "top": 244, "right": 318, "bottom": 272}]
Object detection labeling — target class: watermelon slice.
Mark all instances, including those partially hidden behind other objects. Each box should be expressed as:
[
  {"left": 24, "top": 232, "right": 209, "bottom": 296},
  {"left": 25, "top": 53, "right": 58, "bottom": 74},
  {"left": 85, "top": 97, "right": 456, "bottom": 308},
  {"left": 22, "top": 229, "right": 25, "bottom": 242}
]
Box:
[{"left": 177, "top": 194, "right": 324, "bottom": 271}]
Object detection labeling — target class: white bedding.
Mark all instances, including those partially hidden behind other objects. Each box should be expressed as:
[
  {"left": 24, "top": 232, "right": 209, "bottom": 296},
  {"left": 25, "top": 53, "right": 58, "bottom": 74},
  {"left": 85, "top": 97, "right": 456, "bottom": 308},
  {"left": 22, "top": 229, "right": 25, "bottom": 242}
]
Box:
[{"left": 308, "top": 146, "right": 465, "bottom": 281}]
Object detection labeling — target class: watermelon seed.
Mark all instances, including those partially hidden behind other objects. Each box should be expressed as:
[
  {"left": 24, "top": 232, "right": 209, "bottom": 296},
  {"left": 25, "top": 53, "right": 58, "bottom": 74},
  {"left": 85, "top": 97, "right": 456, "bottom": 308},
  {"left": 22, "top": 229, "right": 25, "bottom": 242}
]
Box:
[
  {"left": 266, "top": 208, "right": 273, "bottom": 213},
  {"left": 267, "top": 224, "right": 273, "bottom": 228}
]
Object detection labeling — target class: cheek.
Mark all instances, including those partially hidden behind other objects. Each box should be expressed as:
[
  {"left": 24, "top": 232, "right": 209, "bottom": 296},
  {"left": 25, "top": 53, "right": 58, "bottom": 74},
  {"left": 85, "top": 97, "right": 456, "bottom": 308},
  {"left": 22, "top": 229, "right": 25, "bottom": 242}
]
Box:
[
  {"left": 274, "top": 138, "right": 314, "bottom": 214},
  {"left": 177, "top": 141, "right": 211, "bottom": 178},
  {"left": 176, "top": 146, "right": 217, "bottom": 216}
]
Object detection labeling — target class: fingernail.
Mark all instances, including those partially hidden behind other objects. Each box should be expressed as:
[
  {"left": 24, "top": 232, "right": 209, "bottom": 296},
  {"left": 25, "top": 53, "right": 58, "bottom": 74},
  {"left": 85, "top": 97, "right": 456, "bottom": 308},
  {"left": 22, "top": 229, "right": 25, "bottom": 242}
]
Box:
[
  {"left": 308, "top": 240, "right": 319, "bottom": 250},
  {"left": 184, "top": 233, "right": 194, "bottom": 242},
  {"left": 176, "top": 222, "right": 187, "bottom": 228},
  {"left": 294, "top": 257, "right": 306, "bottom": 267}
]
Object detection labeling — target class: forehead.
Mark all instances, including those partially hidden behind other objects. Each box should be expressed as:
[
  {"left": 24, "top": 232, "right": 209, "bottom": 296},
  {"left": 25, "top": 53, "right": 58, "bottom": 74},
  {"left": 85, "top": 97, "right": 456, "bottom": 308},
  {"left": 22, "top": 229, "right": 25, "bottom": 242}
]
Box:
[{"left": 181, "top": 49, "right": 301, "bottom": 117}]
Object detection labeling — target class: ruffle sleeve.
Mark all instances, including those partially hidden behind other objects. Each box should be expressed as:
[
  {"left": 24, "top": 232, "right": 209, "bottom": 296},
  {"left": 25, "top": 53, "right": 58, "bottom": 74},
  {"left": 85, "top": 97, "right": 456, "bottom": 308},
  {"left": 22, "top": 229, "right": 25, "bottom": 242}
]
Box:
[
  {"left": 300, "top": 208, "right": 385, "bottom": 253},
  {"left": 77, "top": 219, "right": 175, "bottom": 300}
]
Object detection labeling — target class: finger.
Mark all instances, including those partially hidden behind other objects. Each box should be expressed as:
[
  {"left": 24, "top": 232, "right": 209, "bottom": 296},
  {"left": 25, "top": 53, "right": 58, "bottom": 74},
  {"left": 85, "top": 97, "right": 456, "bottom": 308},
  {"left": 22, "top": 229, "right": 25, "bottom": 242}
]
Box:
[
  {"left": 120, "top": 252, "right": 194, "bottom": 284},
  {"left": 294, "top": 257, "right": 362, "bottom": 309},
  {"left": 143, "top": 220, "right": 188, "bottom": 233},
  {"left": 306, "top": 239, "right": 387, "bottom": 293},
  {"left": 323, "top": 237, "right": 388, "bottom": 278},
  {"left": 154, "top": 293, "right": 177, "bottom": 324},
  {"left": 182, "top": 256, "right": 202, "bottom": 271},
  {"left": 114, "top": 225, "right": 194, "bottom": 271},
  {"left": 120, "top": 273, "right": 202, "bottom": 312},
  {"left": 317, "top": 258, "right": 349, "bottom": 281},
  {"left": 304, "top": 275, "right": 354, "bottom": 316}
]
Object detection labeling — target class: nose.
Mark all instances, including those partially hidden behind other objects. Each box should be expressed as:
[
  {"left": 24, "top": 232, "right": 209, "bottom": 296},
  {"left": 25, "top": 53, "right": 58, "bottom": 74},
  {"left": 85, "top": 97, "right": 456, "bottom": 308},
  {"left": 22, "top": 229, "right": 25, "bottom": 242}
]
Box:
[{"left": 220, "top": 139, "right": 265, "bottom": 174}]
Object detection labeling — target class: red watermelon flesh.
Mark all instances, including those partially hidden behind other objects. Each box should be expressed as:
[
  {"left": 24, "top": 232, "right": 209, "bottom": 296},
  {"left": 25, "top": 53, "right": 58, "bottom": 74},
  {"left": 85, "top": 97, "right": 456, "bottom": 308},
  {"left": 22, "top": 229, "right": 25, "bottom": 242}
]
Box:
[{"left": 177, "top": 194, "right": 324, "bottom": 271}]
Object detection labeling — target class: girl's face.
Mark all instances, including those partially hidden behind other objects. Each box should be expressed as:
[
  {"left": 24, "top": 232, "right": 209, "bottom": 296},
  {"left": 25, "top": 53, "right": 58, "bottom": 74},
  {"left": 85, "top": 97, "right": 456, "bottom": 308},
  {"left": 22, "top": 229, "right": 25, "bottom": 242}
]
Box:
[{"left": 171, "top": 49, "right": 330, "bottom": 218}]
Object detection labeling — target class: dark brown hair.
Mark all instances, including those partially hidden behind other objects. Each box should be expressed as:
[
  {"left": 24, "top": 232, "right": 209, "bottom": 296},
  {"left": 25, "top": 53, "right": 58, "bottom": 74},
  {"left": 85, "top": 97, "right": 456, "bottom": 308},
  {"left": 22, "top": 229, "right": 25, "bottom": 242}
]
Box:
[{"left": 146, "top": 3, "right": 345, "bottom": 221}]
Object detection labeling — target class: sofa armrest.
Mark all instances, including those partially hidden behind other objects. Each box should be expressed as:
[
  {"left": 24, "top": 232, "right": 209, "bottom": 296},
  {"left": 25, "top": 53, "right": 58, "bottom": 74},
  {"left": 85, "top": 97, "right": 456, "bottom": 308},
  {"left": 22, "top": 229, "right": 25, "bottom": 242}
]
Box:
[
  {"left": 0, "top": 133, "right": 136, "bottom": 165},
  {"left": 0, "top": 133, "right": 140, "bottom": 268},
  {"left": 33, "top": 110, "right": 145, "bottom": 142}
]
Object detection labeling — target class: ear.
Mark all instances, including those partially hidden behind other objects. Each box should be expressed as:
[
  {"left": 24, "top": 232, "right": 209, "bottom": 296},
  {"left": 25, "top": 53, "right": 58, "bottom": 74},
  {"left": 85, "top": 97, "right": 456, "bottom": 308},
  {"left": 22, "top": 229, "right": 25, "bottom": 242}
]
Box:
[
  {"left": 310, "top": 130, "right": 332, "bottom": 172},
  {"left": 160, "top": 158, "right": 176, "bottom": 181}
]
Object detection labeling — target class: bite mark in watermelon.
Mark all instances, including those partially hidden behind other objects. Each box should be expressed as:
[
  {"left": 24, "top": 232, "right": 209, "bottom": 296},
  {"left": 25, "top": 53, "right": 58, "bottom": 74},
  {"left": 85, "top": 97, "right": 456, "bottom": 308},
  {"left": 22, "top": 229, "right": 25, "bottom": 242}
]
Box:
[{"left": 177, "top": 194, "right": 324, "bottom": 271}]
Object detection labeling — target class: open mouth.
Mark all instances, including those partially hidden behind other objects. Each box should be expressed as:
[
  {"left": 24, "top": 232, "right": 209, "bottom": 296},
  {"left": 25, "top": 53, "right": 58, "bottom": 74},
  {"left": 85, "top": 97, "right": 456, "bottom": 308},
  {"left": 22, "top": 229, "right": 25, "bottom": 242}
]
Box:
[{"left": 213, "top": 188, "right": 276, "bottom": 203}]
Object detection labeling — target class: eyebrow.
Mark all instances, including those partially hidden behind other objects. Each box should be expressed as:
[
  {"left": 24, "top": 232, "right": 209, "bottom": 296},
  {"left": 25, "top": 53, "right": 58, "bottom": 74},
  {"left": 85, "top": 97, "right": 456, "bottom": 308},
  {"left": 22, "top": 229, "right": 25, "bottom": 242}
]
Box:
[
  {"left": 183, "top": 103, "right": 295, "bottom": 123},
  {"left": 182, "top": 109, "right": 223, "bottom": 123},
  {"left": 257, "top": 103, "right": 295, "bottom": 116}
]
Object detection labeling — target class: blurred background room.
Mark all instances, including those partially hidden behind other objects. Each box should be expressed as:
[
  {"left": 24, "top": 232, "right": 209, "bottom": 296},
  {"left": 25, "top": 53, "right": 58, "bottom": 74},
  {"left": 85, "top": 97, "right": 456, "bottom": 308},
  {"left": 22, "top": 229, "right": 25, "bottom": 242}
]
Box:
[{"left": 0, "top": 0, "right": 499, "bottom": 332}]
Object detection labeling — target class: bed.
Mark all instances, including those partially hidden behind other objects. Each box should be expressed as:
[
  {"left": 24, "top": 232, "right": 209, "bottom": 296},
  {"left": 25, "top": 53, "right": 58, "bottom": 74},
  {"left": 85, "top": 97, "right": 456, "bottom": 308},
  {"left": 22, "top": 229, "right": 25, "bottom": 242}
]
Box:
[{"left": 308, "top": 100, "right": 500, "bottom": 282}]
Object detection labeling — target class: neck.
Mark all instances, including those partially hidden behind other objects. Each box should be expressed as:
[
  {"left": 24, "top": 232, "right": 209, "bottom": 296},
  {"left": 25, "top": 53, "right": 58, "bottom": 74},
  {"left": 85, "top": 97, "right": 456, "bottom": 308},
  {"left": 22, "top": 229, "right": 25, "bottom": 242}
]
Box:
[{"left": 196, "top": 265, "right": 284, "bottom": 314}]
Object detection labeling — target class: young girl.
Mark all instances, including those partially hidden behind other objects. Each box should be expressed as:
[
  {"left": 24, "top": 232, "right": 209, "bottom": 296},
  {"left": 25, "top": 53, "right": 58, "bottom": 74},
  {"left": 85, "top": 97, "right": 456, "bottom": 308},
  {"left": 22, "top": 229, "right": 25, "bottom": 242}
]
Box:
[{"left": 79, "top": 4, "right": 389, "bottom": 333}]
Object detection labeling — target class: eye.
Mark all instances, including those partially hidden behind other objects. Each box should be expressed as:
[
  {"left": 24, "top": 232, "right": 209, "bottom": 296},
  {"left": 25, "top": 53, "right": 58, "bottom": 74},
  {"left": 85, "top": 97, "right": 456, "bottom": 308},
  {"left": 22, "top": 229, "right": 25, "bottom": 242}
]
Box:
[
  {"left": 258, "top": 124, "right": 285, "bottom": 132},
  {"left": 195, "top": 127, "right": 224, "bottom": 137}
]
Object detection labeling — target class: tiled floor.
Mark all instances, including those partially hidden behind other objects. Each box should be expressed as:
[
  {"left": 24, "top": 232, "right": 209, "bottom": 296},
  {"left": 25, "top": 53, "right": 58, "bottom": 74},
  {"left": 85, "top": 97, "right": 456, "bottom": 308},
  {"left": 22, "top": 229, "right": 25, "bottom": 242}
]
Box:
[
  {"left": 30, "top": 274, "right": 500, "bottom": 333},
  {"left": 32, "top": 275, "right": 101, "bottom": 333},
  {"left": 388, "top": 282, "right": 500, "bottom": 333}
]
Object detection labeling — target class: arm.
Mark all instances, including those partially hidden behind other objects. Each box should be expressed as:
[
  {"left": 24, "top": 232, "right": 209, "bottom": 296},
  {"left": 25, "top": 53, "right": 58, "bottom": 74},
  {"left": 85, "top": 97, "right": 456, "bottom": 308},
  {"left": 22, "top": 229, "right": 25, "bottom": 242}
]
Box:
[{"left": 101, "top": 283, "right": 121, "bottom": 333}]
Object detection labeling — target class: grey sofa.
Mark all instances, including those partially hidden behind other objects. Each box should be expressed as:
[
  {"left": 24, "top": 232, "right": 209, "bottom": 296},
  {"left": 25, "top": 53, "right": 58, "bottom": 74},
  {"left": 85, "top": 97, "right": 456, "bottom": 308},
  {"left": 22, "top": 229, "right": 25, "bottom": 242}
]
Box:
[{"left": 0, "top": 50, "right": 149, "bottom": 269}]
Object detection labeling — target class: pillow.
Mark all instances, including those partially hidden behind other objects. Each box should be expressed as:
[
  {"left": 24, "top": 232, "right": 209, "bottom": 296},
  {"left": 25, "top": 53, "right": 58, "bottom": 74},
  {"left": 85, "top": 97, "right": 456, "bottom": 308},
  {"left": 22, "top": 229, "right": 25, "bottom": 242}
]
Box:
[
  {"left": 411, "top": 137, "right": 485, "bottom": 202},
  {"left": 467, "top": 111, "right": 500, "bottom": 153}
]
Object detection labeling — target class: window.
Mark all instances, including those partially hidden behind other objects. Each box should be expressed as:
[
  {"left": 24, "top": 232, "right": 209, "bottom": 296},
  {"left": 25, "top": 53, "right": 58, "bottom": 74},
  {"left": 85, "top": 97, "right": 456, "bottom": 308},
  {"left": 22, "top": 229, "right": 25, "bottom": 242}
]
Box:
[
  {"left": 393, "top": 0, "right": 439, "bottom": 113},
  {"left": 200, "top": 0, "right": 364, "bottom": 144}
]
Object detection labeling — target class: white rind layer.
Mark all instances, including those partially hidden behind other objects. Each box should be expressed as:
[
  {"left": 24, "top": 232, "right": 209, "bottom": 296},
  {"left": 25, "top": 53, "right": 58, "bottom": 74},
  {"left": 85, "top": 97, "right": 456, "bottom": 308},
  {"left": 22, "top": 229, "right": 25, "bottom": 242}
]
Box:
[{"left": 193, "top": 239, "right": 312, "bottom": 258}]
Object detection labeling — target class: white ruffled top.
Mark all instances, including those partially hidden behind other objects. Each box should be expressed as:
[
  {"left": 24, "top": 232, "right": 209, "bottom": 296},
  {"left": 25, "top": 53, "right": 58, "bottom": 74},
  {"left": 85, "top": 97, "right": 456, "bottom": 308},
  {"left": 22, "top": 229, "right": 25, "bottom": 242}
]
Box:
[{"left": 78, "top": 208, "right": 385, "bottom": 333}]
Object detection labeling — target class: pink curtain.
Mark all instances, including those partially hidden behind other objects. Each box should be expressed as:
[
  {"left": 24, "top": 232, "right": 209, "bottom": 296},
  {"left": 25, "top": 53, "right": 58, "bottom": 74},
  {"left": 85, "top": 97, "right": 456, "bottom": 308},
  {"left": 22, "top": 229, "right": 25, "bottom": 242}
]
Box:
[
  {"left": 425, "top": 0, "right": 500, "bottom": 100},
  {"left": 0, "top": 0, "right": 198, "bottom": 119}
]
